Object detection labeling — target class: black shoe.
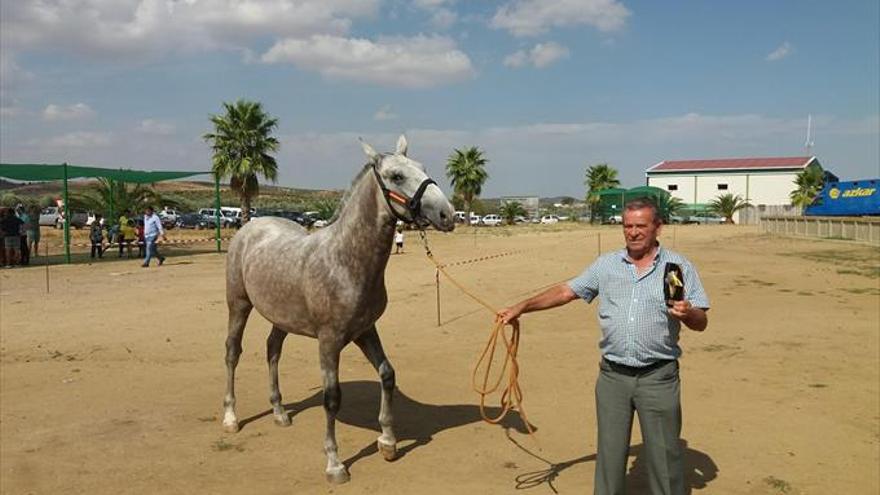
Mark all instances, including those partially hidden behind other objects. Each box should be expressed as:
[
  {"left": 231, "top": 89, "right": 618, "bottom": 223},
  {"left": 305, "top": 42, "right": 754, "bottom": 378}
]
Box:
[
  {"left": 141, "top": 263, "right": 149, "bottom": 268},
  {"left": 158, "top": 257, "right": 165, "bottom": 266}
]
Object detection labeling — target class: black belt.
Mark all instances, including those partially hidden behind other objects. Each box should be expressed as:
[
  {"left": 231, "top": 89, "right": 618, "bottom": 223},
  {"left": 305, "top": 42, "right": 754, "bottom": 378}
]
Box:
[{"left": 602, "top": 358, "right": 675, "bottom": 376}]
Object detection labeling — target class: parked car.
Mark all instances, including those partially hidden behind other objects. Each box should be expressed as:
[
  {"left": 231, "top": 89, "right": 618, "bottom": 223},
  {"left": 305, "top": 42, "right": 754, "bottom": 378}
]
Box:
[
  {"left": 603, "top": 215, "right": 623, "bottom": 224},
  {"left": 176, "top": 213, "right": 212, "bottom": 229},
  {"left": 540, "top": 215, "right": 560, "bottom": 224},
  {"left": 39, "top": 207, "right": 88, "bottom": 229},
  {"left": 514, "top": 215, "right": 528, "bottom": 224},
  {"left": 159, "top": 208, "right": 179, "bottom": 224},
  {"left": 480, "top": 214, "right": 503, "bottom": 226},
  {"left": 254, "top": 210, "right": 315, "bottom": 228},
  {"left": 197, "top": 208, "right": 236, "bottom": 227},
  {"left": 469, "top": 213, "right": 481, "bottom": 225},
  {"left": 685, "top": 215, "right": 725, "bottom": 225},
  {"left": 453, "top": 211, "right": 467, "bottom": 223}
]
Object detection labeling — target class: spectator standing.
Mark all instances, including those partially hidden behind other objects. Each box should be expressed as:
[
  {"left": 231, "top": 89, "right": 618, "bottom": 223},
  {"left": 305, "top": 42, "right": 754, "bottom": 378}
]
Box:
[
  {"left": 394, "top": 226, "right": 404, "bottom": 254},
  {"left": 26, "top": 205, "right": 40, "bottom": 258},
  {"left": 142, "top": 206, "right": 166, "bottom": 267},
  {"left": 89, "top": 214, "right": 104, "bottom": 260},
  {"left": 118, "top": 211, "right": 135, "bottom": 258},
  {"left": 15, "top": 205, "right": 31, "bottom": 265},
  {"left": 136, "top": 220, "right": 145, "bottom": 258},
  {"left": 1, "top": 208, "right": 23, "bottom": 268}
]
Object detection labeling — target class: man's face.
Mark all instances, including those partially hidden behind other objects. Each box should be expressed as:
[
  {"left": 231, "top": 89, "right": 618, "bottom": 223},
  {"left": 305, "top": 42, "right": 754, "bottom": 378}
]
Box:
[
  {"left": 145, "top": 208, "right": 153, "bottom": 216},
  {"left": 623, "top": 207, "right": 662, "bottom": 253}
]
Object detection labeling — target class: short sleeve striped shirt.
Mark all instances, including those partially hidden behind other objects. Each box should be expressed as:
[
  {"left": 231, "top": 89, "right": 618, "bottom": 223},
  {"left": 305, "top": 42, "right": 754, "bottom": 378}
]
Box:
[{"left": 567, "top": 245, "right": 710, "bottom": 368}]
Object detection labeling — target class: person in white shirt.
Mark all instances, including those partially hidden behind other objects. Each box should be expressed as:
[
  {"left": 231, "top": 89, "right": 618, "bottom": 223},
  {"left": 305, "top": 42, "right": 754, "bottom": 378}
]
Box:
[
  {"left": 142, "top": 206, "right": 166, "bottom": 267},
  {"left": 393, "top": 227, "right": 404, "bottom": 254}
]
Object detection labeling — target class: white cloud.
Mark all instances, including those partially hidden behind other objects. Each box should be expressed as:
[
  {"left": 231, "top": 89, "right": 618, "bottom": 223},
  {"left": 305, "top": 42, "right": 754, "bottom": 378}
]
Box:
[
  {"left": 492, "top": 0, "right": 631, "bottom": 37},
  {"left": 0, "top": 51, "right": 34, "bottom": 92},
  {"left": 412, "top": 0, "right": 457, "bottom": 29},
  {"left": 373, "top": 105, "right": 398, "bottom": 121},
  {"left": 43, "top": 103, "right": 96, "bottom": 122},
  {"left": 1, "top": 0, "right": 379, "bottom": 59},
  {"left": 261, "top": 34, "right": 475, "bottom": 88},
  {"left": 39, "top": 131, "right": 113, "bottom": 148},
  {"left": 504, "top": 42, "right": 570, "bottom": 68},
  {"left": 138, "top": 118, "right": 176, "bottom": 135},
  {"left": 766, "top": 41, "right": 793, "bottom": 61}
]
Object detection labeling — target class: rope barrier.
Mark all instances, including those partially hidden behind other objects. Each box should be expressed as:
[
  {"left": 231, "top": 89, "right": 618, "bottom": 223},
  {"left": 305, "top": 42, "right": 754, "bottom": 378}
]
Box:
[
  {"left": 418, "top": 231, "right": 539, "bottom": 445},
  {"left": 56, "top": 236, "right": 233, "bottom": 249}
]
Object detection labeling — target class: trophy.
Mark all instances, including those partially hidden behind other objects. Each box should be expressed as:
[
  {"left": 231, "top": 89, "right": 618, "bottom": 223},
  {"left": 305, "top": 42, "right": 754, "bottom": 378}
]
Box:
[{"left": 664, "top": 262, "right": 684, "bottom": 307}]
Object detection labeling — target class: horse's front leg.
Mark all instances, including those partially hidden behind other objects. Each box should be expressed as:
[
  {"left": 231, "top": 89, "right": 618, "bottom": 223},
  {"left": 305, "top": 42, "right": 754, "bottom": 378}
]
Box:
[
  {"left": 354, "top": 325, "right": 397, "bottom": 461},
  {"left": 319, "top": 340, "right": 349, "bottom": 484}
]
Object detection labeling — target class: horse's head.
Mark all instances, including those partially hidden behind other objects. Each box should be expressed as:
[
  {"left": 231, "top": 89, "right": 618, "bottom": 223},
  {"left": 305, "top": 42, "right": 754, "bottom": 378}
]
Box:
[{"left": 360, "top": 135, "right": 455, "bottom": 232}]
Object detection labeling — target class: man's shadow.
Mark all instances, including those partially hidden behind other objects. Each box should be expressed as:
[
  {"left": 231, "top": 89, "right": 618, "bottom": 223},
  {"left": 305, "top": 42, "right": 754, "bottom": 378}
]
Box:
[
  {"left": 238, "top": 380, "right": 534, "bottom": 471},
  {"left": 511, "top": 433, "right": 717, "bottom": 494}
]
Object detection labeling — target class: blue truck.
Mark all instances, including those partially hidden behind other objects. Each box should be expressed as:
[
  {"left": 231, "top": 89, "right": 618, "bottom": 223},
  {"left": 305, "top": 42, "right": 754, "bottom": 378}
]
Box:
[{"left": 805, "top": 178, "right": 880, "bottom": 216}]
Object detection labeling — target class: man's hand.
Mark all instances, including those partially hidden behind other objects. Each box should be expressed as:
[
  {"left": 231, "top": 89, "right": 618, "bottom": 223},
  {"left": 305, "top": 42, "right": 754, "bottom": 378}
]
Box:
[
  {"left": 497, "top": 304, "right": 524, "bottom": 325},
  {"left": 668, "top": 300, "right": 708, "bottom": 331},
  {"left": 667, "top": 300, "right": 692, "bottom": 320}
]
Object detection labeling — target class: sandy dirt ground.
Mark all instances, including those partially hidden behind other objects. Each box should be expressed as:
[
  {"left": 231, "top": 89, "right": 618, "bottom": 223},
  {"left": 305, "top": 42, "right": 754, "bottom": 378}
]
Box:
[{"left": 1, "top": 224, "right": 878, "bottom": 494}]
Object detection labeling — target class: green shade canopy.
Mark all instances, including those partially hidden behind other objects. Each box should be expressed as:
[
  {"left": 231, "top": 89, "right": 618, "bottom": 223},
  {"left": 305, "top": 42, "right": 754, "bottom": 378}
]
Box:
[{"left": 0, "top": 163, "right": 207, "bottom": 183}]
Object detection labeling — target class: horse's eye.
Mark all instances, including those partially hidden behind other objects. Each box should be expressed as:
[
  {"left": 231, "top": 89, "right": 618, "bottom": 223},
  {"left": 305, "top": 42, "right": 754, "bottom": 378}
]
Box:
[{"left": 390, "top": 173, "right": 404, "bottom": 182}]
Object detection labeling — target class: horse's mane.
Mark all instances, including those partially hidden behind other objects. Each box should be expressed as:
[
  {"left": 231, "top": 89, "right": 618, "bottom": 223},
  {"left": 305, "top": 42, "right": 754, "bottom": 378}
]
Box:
[{"left": 329, "top": 162, "right": 375, "bottom": 224}]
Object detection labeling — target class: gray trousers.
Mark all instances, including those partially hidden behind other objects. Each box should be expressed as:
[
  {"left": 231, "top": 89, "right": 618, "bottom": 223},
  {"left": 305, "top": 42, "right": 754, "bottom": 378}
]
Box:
[{"left": 594, "top": 359, "right": 684, "bottom": 495}]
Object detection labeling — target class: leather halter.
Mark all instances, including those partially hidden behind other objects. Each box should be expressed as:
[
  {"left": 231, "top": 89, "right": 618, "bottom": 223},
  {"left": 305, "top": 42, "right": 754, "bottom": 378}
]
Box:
[{"left": 371, "top": 158, "right": 436, "bottom": 226}]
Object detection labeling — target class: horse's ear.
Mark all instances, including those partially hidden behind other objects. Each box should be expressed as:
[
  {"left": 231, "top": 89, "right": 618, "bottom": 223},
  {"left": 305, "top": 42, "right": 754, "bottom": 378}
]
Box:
[
  {"left": 395, "top": 134, "right": 408, "bottom": 157},
  {"left": 359, "top": 138, "right": 380, "bottom": 163}
]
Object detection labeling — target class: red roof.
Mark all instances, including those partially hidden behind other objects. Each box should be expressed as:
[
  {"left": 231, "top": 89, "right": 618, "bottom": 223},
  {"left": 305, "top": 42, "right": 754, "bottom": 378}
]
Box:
[{"left": 648, "top": 156, "right": 815, "bottom": 173}]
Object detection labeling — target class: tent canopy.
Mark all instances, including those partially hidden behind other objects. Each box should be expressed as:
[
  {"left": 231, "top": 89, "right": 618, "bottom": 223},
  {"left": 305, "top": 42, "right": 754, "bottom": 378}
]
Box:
[
  {"left": 0, "top": 162, "right": 220, "bottom": 263},
  {"left": 0, "top": 163, "right": 206, "bottom": 183}
]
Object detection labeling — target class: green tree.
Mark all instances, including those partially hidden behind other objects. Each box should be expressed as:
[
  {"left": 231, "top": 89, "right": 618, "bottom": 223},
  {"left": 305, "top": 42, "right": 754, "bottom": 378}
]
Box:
[
  {"left": 708, "top": 193, "right": 751, "bottom": 224},
  {"left": 499, "top": 201, "right": 527, "bottom": 225},
  {"left": 310, "top": 198, "right": 341, "bottom": 222},
  {"left": 204, "top": 99, "right": 280, "bottom": 224},
  {"left": 69, "top": 178, "right": 180, "bottom": 222},
  {"left": 658, "top": 195, "right": 686, "bottom": 222},
  {"left": 584, "top": 163, "right": 621, "bottom": 223},
  {"left": 790, "top": 165, "right": 825, "bottom": 209},
  {"left": 446, "top": 146, "right": 489, "bottom": 222}
]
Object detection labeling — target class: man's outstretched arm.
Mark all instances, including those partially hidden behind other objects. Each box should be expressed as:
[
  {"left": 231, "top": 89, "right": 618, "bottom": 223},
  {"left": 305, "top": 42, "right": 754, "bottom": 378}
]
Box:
[{"left": 497, "top": 284, "right": 580, "bottom": 325}]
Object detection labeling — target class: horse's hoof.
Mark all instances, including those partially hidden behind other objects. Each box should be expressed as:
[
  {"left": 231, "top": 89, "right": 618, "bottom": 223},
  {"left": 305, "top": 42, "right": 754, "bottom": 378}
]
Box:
[
  {"left": 325, "top": 467, "right": 350, "bottom": 484},
  {"left": 378, "top": 440, "right": 398, "bottom": 461},
  {"left": 222, "top": 421, "right": 240, "bottom": 433},
  {"left": 273, "top": 414, "right": 292, "bottom": 427}
]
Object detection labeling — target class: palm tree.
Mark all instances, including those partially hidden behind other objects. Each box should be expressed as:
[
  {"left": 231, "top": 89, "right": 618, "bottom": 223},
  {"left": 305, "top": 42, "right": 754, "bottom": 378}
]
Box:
[
  {"left": 657, "top": 195, "right": 686, "bottom": 223},
  {"left": 584, "top": 163, "right": 621, "bottom": 223},
  {"left": 446, "top": 146, "right": 489, "bottom": 222},
  {"left": 790, "top": 165, "right": 825, "bottom": 209},
  {"left": 70, "top": 178, "right": 178, "bottom": 220},
  {"left": 204, "top": 99, "right": 280, "bottom": 224},
  {"left": 708, "top": 193, "right": 751, "bottom": 224},
  {"left": 499, "top": 201, "right": 527, "bottom": 225}
]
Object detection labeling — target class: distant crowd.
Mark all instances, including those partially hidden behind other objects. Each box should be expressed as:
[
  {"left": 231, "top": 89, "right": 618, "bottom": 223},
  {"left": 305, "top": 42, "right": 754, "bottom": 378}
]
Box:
[
  {"left": 0, "top": 205, "right": 40, "bottom": 268},
  {"left": 0, "top": 205, "right": 168, "bottom": 268}
]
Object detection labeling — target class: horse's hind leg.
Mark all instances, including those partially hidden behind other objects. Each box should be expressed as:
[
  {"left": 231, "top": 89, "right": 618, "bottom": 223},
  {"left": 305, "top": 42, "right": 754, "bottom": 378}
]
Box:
[
  {"left": 266, "top": 326, "right": 291, "bottom": 426},
  {"left": 354, "top": 326, "right": 398, "bottom": 461},
  {"left": 319, "top": 340, "right": 349, "bottom": 484},
  {"left": 222, "top": 298, "right": 252, "bottom": 433}
]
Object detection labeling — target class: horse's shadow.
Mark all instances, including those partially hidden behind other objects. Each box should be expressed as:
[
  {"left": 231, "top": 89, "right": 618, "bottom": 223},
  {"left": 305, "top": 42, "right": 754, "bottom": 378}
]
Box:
[
  {"left": 239, "top": 380, "right": 535, "bottom": 470},
  {"left": 510, "top": 432, "right": 718, "bottom": 494}
]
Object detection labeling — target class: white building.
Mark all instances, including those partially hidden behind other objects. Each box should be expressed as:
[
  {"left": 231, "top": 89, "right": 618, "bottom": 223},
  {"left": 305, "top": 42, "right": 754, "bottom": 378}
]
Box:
[{"left": 646, "top": 156, "right": 819, "bottom": 222}]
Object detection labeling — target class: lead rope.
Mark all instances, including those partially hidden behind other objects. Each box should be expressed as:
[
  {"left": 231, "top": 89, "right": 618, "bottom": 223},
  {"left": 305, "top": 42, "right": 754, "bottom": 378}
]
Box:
[{"left": 418, "top": 230, "right": 539, "bottom": 445}]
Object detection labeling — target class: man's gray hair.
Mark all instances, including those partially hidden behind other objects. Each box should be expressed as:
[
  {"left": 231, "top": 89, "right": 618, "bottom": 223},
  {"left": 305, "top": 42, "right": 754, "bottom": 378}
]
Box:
[{"left": 624, "top": 197, "right": 661, "bottom": 224}]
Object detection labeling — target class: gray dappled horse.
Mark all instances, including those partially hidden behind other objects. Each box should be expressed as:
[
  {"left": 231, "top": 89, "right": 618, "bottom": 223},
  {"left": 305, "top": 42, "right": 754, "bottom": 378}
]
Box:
[{"left": 222, "top": 136, "right": 455, "bottom": 483}]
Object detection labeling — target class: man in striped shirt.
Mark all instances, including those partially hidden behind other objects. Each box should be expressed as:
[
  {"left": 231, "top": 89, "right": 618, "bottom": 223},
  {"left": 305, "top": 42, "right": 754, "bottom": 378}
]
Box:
[{"left": 499, "top": 198, "right": 709, "bottom": 495}]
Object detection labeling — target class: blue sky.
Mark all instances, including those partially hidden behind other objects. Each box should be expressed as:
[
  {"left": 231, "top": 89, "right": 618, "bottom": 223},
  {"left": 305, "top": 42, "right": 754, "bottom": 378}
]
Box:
[{"left": 1, "top": 0, "right": 877, "bottom": 197}]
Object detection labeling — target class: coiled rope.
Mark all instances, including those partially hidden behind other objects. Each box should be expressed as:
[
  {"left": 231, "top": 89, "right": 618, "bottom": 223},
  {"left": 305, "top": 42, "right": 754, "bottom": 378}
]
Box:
[{"left": 418, "top": 231, "right": 537, "bottom": 442}]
